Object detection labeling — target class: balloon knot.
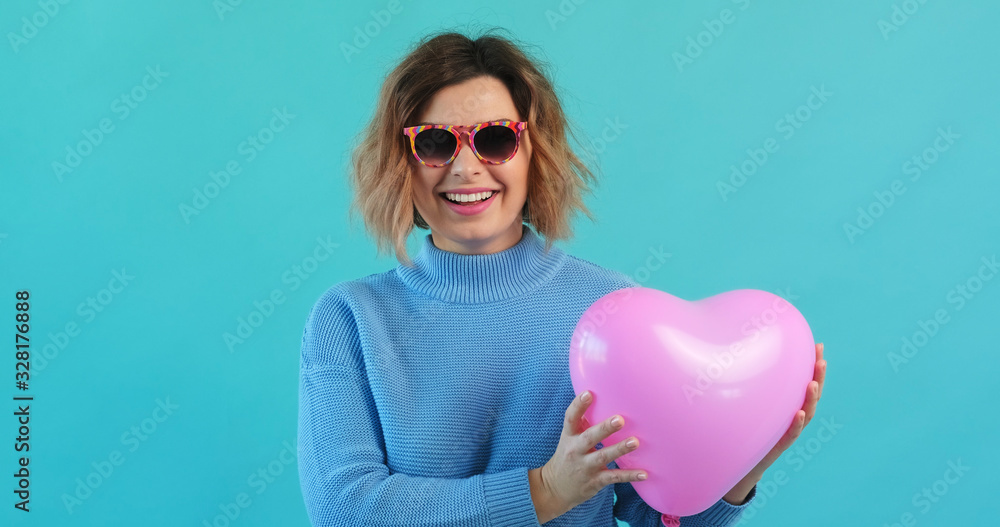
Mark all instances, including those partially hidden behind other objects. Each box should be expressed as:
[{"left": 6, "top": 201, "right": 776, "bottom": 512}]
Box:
[{"left": 661, "top": 513, "right": 681, "bottom": 526}]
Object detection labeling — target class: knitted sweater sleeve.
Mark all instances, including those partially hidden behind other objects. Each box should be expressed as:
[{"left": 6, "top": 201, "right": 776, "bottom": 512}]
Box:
[
  {"left": 296, "top": 289, "right": 542, "bottom": 527},
  {"left": 609, "top": 459, "right": 757, "bottom": 526}
]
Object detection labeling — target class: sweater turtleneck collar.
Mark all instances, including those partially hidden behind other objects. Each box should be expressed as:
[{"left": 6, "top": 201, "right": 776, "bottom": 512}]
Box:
[{"left": 395, "top": 224, "right": 567, "bottom": 303}]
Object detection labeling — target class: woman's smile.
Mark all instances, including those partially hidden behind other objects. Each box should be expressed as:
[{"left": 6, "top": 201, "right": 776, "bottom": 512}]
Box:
[{"left": 439, "top": 189, "right": 501, "bottom": 216}]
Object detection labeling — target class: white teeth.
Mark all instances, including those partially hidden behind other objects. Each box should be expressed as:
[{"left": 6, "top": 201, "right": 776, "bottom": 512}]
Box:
[{"left": 445, "top": 190, "right": 494, "bottom": 202}]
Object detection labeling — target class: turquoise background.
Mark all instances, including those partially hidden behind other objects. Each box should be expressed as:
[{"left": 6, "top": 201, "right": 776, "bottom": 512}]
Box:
[{"left": 2, "top": 1, "right": 997, "bottom": 525}]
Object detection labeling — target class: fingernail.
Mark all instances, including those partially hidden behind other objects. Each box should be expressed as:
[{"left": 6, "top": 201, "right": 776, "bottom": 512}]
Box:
[
  {"left": 581, "top": 391, "right": 591, "bottom": 403},
  {"left": 611, "top": 416, "right": 622, "bottom": 426},
  {"left": 626, "top": 438, "right": 637, "bottom": 448},
  {"left": 638, "top": 472, "right": 647, "bottom": 480}
]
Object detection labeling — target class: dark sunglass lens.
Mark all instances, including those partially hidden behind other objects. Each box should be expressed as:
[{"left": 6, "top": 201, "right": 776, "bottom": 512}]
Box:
[
  {"left": 474, "top": 125, "right": 517, "bottom": 162},
  {"left": 413, "top": 128, "right": 456, "bottom": 165}
]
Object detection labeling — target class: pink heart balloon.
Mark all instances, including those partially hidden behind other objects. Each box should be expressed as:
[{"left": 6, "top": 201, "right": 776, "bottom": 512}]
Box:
[{"left": 568, "top": 287, "right": 815, "bottom": 518}]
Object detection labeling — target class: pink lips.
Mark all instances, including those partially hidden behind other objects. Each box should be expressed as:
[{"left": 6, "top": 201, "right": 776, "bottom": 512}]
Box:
[{"left": 441, "top": 190, "right": 498, "bottom": 216}]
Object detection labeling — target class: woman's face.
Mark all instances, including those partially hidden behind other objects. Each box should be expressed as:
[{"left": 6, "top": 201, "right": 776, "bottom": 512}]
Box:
[{"left": 409, "top": 75, "right": 531, "bottom": 255}]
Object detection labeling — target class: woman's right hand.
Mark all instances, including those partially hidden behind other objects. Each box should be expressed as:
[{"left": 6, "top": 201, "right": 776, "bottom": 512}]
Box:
[{"left": 533, "top": 389, "right": 648, "bottom": 520}]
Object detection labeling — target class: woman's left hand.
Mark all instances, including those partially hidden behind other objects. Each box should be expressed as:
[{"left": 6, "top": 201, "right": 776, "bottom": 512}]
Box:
[{"left": 722, "top": 342, "right": 827, "bottom": 504}]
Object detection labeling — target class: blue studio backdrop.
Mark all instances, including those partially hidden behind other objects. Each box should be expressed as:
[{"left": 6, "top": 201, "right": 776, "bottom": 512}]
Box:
[{"left": 2, "top": 1, "right": 998, "bottom": 526}]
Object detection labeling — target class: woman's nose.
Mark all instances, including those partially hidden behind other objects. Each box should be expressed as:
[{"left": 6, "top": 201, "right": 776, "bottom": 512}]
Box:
[{"left": 450, "top": 133, "right": 482, "bottom": 170}]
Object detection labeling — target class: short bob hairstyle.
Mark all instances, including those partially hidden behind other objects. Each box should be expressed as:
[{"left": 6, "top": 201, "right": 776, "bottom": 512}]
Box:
[{"left": 348, "top": 27, "right": 602, "bottom": 267}]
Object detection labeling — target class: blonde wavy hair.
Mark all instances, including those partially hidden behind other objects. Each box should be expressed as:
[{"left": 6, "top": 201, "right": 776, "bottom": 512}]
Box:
[{"left": 347, "top": 28, "right": 602, "bottom": 267}]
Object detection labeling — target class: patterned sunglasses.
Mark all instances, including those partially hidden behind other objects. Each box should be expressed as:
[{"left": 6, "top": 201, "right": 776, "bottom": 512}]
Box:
[{"left": 402, "top": 119, "right": 527, "bottom": 167}]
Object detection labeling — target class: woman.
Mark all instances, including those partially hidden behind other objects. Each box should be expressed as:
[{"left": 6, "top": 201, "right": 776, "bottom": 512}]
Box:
[{"left": 297, "top": 29, "right": 826, "bottom": 526}]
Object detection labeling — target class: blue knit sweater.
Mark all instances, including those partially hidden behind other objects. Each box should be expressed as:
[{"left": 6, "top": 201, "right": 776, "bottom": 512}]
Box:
[{"left": 296, "top": 225, "right": 758, "bottom": 526}]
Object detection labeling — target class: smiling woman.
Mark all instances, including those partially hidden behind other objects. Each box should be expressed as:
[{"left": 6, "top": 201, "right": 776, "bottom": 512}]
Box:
[
  {"left": 297, "top": 27, "right": 759, "bottom": 527},
  {"left": 407, "top": 77, "right": 533, "bottom": 255},
  {"left": 346, "top": 29, "right": 599, "bottom": 264}
]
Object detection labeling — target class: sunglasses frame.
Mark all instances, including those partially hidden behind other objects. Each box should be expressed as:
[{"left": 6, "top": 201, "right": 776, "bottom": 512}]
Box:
[{"left": 401, "top": 119, "right": 528, "bottom": 167}]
